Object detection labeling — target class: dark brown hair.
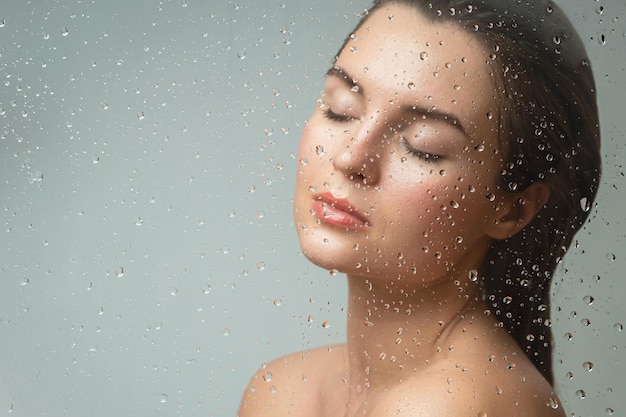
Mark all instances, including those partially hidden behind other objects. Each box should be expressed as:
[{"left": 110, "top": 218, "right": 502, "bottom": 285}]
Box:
[{"left": 342, "top": 0, "right": 602, "bottom": 384}]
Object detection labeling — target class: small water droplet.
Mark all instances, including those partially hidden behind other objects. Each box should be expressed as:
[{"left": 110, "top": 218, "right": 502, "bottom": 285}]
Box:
[
  {"left": 575, "top": 389, "right": 586, "bottom": 399},
  {"left": 468, "top": 269, "right": 478, "bottom": 282},
  {"left": 222, "top": 327, "right": 230, "bottom": 336},
  {"left": 419, "top": 51, "right": 428, "bottom": 61},
  {"left": 315, "top": 145, "right": 325, "bottom": 156},
  {"left": 407, "top": 82, "right": 415, "bottom": 90},
  {"left": 583, "top": 361, "right": 593, "bottom": 372},
  {"left": 61, "top": 27, "right": 69, "bottom": 36},
  {"left": 613, "top": 323, "right": 623, "bottom": 331},
  {"left": 546, "top": 397, "right": 559, "bottom": 409},
  {"left": 583, "top": 295, "right": 594, "bottom": 305},
  {"left": 256, "top": 261, "right": 265, "bottom": 271},
  {"left": 273, "top": 298, "right": 282, "bottom": 307},
  {"left": 322, "top": 320, "right": 331, "bottom": 328},
  {"left": 580, "top": 197, "right": 591, "bottom": 212},
  {"left": 263, "top": 371, "right": 273, "bottom": 382}
]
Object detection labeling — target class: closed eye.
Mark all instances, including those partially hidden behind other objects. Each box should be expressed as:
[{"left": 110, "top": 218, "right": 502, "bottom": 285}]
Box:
[
  {"left": 399, "top": 136, "right": 442, "bottom": 162},
  {"left": 323, "top": 107, "right": 355, "bottom": 122}
]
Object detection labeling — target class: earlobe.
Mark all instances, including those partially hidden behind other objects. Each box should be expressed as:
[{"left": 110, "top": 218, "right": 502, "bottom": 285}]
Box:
[{"left": 487, "top": 182, "right": 551, "bottom": 240}]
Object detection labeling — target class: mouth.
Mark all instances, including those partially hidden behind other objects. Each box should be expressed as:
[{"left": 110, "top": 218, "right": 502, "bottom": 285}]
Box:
[{"left": 311, "top": 192, "right": 371, "bottom": 230}]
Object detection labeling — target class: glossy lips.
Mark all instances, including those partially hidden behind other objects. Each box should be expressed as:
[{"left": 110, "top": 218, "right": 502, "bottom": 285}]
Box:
[{"left": 311, "top": 193, "right": 370, "bottom": 230}]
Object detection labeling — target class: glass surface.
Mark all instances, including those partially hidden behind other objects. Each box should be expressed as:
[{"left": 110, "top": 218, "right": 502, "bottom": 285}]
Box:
[{"left": 0, "top": 1, "right": 623, "bottom": 416}]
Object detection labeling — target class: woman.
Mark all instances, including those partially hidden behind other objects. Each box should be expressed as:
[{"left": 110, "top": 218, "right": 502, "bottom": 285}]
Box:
[{"left": 239, "top": 0, "right": 601, "bottom": 416}]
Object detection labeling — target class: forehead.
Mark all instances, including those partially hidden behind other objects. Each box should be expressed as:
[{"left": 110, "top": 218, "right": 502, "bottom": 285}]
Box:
[{"left": 334, "top": 4, "right": 498, "bottom": 136}]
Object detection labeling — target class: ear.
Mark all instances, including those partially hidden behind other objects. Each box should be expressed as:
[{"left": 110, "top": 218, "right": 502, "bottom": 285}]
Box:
[{"left": 487, "top": 181, "right": 551, "bottom": 240}]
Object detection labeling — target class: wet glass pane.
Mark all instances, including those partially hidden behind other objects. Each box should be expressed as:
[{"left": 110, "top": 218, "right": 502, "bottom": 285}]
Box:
[{"left": 0, "top": 0, "right": 623, "bottom": 416}]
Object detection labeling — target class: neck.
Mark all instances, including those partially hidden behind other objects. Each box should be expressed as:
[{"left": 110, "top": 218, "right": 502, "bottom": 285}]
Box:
[{"left": 343, "top": 271, "right": 483, "bottom": 409}]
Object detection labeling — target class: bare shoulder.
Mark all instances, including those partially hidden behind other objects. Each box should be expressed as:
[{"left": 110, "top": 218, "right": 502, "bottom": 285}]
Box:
[
  {"left": 238, "top": 344, "right": 348, "bottom": 417},
  {"left": 372, "top": 330, "right": 566, "bottom": 417}
]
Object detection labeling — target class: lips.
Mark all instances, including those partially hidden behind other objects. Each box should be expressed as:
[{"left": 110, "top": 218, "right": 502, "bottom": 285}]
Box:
[{"left": 311, "top": 192, "right": 370, "bottom": 230}]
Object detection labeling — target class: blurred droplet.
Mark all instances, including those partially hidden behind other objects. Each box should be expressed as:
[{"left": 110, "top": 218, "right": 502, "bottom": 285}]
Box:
[
  {"left": 468, "top": 269, "right": 478, "bottom": 282},
  {"left": 583, "top": 295, "right": 594, "bottom": 305},
  {"left": 256, "top": 261, "right": 265, "bottom": 271},
  {"left": 222, "top": 327, "right": 230, "bottom": 336},
  {"left": 322, "top": 320, "right": 331, "bottom": 328},
  {"left": 273, "top": 298, "right": 282, "bottom": 307}
]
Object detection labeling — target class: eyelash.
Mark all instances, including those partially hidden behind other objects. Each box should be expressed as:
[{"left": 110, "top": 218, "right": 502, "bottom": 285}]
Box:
[
  {"left": 399, "top": 137, "right": 441, "bottom": 162},
  {"left": 323, "top": 107, "right": 354, "bottom": 122}
]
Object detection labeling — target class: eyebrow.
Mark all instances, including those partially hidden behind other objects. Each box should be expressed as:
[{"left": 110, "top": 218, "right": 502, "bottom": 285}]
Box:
[{"left": 325, "top": 65, "right": 467, "bottom": 135}]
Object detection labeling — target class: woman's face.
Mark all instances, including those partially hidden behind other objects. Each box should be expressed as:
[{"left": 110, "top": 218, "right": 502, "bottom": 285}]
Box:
[{"left": 294, "top": 4, "right": 510, "bottom": 285}]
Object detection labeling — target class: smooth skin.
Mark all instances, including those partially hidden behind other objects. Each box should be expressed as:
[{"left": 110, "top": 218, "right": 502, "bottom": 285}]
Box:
[{"left": 239, "top": 4, "right": 560, "bottom": 417}]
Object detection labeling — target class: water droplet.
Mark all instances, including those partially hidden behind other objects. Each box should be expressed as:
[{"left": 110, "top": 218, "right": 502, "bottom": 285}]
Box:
[
  {"left": 546, "top": 397, "right": 559, "bottom": 409},
  {"left": 575, "top": 389, "right": 586, "bottom": 399},
  {"left": 486, "top": 112, "right": 493, "bottom": 120},
  {"left": 159, "top": 393, "right": 169, "bottom": 403},
  {"left": 349, "top": 46, "right": 358, "bottom": 53},
  {"left": 351, "top": 85, "right": 360, "bottom": 93},
  {"left": 222, "top": 327, "right": 230, "bottom": 336},
  {"left": 97, "top": 307, "right": 104, "bottom": 315},
  {"left": 450, "top": 200, "right": 459, "bottom": 209},
  {"left": 329, "top": 269, "right": 339, "bottom": 276},
  {"left": 256, "top": 261, "right": 265, "bottom": 271},
  {"left": 583, "top": 295, "right": 594, "bottom": 305},
  {"left": 61, "top": 27, "right": 69, "bottom": 36},
  {"left": 407, "top": 82, "right": 415, "bottom": 90},
  {"left": 606, "top": 407, "right": 614, "bottom": 415},
  {"left": 273, "top": 298, "right": 282, "bottom": 307},
  {"left": 614, "top": 323, "right": 623, "bottom": 331},
  {"left": 419, "top": 51, "right": 428, "bottom": 61},
  {"left": 580, "top": 197, "right": 590, "bottom": 212},
  {"left": 486, "top": 193, "right": 496, "bottom": 202},
  {"left": 439, "top": 169, "right": 447, "bottom": 176},
  {"left": 315, "top": 145, "right": 325, "bottom": 156},
  {"left": 596, "top": 6, "right": 604, "bottom": 15},
  {"left": 322, "top": 320, "right": 331, "bottom": 328},
  {"left": 263, "top": 371, "right": 273, "bottom": 382},
  {"left": 468, "top": 269, "right": 478, "bottom": 282},
  {"left": 583, "top": 361, "right": 593, "bottom": 372},
  {"left": 116, "top": 267, "right": 125, "bottom": 277},
  {"left": 0, "top": 19, "right": 6, "bottom": 28},
  {"left": 503, "top": 296, "right": 513, "bottom": 304},
  {"left": 478, "top": 412, "right": 488, "bottom": 417}
]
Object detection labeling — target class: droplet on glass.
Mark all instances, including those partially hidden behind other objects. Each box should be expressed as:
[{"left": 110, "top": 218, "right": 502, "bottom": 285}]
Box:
[
  {"left": 315, "top": 145, "right": 325, "bottom": 156},
  {"left": 583, "top": 295, "right": 594, "bottom": 305},
  {"left": 582, "top": 361, "right": 593, "bottom": 372},
  {"left": 407, "top": 82, "right": 415, "bottom": 90},
  {"left": 580, "top": 197, "right": 591, "bottom": 212},
  {"left": 419, "top": 51, "right": 428, "bottom": 61},
  {"left": 322, "top": 320, "right": 331, "bottom": 328},
  {"left": 575, "top": 389, "right": 586, "bottom": 399},
  {"left": 468, "top": 269, "right": 478, "bottom": 282}
]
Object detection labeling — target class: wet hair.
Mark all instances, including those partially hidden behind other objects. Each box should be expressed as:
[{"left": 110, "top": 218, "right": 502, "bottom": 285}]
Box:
[{"left": 339, "top": 0, "right": 602, "bottom": 384}]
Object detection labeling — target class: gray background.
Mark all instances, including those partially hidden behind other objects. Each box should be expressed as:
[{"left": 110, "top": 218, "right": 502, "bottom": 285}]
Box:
[{"left": 0, "top": 0, "right": 623, "bottom": 416}]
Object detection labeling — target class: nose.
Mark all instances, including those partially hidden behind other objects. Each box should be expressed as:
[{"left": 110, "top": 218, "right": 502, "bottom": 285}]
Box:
[{"left": 332, "top": 120, "right": 386, "bottom": 186}]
